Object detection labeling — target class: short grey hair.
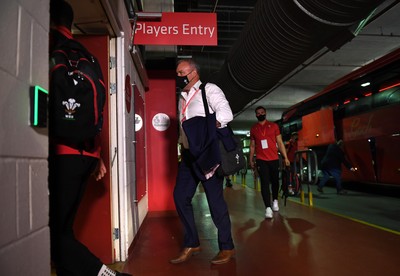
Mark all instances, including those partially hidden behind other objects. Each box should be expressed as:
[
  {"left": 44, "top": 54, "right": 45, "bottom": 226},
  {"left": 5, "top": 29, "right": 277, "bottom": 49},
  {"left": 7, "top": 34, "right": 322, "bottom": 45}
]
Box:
[{"left": 177, "top": 58, "right": 201, "bottom": 76}]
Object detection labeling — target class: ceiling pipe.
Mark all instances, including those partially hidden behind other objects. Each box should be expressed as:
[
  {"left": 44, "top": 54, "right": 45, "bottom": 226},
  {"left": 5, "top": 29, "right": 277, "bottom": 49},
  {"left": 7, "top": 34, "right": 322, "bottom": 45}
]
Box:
[{"left": 212, "top": 0, "right": 387, "bottom": 114}]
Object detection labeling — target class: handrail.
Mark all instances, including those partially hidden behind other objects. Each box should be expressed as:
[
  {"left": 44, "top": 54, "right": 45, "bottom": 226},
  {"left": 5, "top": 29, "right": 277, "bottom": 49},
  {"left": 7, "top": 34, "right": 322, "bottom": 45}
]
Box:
[
  {"left": 294, "top": 149, "right": 319, "bottom": 186},
  {"left": 293, "top": 149, "right": 319, "bottom": 206}
]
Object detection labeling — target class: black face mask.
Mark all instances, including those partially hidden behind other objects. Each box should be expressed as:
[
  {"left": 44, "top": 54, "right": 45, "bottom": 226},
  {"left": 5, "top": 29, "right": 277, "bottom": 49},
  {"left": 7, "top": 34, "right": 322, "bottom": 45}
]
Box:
[
  {"left": 256, "top": 114, "right": 266, "bottom": 121},
  {"left": 176, "top": 75, "right": 190, "bottom": 90}
]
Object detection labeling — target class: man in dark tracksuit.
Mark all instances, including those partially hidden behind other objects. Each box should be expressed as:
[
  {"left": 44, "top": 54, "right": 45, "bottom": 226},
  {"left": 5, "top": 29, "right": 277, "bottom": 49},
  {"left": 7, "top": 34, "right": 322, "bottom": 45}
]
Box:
[
  {"left": 49, "top": 1, "right": 130, "bottom": 275},
  {"left": 318, "top": 140, "right": 355, "bottom": 195}
]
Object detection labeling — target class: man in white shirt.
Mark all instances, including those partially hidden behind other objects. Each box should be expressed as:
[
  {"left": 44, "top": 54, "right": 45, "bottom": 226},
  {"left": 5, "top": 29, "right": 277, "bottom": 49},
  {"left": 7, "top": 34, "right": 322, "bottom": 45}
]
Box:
[{"left": 170, "top": 59, "right": 235, "bottom": 265}]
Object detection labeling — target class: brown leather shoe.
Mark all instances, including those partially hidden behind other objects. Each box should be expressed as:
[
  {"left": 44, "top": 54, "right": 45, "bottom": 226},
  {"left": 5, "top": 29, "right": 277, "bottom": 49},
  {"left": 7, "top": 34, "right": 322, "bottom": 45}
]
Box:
[
  {"left": 170, "top": 247, "right": 201, "bottom": 264},
  {"left": 211, "top": 249, "right": 235, "bottom": 264}
]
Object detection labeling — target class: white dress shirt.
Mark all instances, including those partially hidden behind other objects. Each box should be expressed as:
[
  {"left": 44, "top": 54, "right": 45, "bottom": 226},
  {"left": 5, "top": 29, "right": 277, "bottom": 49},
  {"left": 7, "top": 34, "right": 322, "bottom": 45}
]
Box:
[
  {"left": 178, "top": 80, "right": 233, "bottom": 179},
  {"left": 179, "top": 80, "right": 233, "bottom": 126}
]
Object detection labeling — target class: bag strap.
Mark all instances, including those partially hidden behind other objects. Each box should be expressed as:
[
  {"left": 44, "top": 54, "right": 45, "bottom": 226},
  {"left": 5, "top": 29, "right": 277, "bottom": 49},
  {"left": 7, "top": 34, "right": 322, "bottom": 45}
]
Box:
[{"left": 200, "top": 82, "right": 210, "bottom": 116}]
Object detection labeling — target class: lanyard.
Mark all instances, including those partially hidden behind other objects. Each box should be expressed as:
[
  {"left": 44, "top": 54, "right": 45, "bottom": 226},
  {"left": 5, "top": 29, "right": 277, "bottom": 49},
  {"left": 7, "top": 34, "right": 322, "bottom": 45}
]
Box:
[
  {"left": 259, "top": 122, "right": 269, "bottom": 137},
  {"left": 181, "top": 88, "right": 200, "bottom": 118}
]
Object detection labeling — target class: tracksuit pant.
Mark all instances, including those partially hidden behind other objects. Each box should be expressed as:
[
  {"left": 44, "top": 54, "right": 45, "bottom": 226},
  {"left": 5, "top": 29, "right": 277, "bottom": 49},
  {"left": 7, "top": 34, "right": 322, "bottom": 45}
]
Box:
[{"left": 49, "top": 154, "right": 103, "bottom": 276}]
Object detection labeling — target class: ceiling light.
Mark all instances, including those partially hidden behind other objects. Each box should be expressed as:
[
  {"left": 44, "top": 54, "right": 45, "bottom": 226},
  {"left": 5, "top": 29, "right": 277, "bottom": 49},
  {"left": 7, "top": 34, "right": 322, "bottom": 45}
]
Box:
[{"left": 361, "top": 82, "right": 370, "bottom": 87}]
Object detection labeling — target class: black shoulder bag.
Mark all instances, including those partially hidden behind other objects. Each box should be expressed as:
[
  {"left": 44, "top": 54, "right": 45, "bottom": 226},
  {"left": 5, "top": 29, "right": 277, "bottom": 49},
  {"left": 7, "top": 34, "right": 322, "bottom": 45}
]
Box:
[{"left": 199, "top": 84, "right": 246, "bottom": 177}]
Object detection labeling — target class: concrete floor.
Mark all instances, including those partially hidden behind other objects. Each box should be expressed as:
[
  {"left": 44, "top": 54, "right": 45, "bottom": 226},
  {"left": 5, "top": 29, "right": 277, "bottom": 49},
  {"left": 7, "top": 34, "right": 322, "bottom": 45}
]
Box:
[{"left": 122, "top": 182, "right": 400, "bottom": 275}]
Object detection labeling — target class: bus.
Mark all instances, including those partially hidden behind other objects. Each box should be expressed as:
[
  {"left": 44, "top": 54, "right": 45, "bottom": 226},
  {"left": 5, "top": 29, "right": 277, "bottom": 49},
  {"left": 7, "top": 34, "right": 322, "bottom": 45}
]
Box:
[{"left": 280, "top": 48, "right": 400, "bottom": 187}]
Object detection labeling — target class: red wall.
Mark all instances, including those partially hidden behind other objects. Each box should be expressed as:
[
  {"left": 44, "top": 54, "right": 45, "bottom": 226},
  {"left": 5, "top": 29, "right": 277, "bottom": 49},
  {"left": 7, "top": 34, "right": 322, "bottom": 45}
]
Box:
[{"left": 146, "top": 71, "right": 178, "bottom": 211}]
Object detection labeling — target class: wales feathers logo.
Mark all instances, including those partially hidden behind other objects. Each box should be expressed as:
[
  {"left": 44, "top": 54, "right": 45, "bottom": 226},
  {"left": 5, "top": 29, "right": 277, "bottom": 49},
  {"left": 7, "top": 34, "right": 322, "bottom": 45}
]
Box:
[{"left": 62, "top": 98, "right": 80, "bottom": 119}]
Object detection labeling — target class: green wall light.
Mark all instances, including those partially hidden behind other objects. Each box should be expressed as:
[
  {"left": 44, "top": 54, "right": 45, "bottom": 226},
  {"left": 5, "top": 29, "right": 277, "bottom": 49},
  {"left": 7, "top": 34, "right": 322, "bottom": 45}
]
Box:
[{"left": 30, "top": 85, "right": 48, "bottom": 127}]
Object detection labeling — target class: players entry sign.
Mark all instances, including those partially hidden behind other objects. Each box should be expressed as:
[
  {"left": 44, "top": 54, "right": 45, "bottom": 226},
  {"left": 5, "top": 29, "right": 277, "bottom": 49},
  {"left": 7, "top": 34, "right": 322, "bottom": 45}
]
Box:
[{"left": 134, "top": 12, "right": 217, "bottom": 46}]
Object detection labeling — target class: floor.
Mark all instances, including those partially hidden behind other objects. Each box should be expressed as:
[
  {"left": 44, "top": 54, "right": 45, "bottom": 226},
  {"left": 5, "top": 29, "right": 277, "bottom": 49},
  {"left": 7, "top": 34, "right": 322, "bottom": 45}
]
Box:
[
  {"left": 51, "top": 174, "right": 399, "bottom": 275},
  {"left": 121, "top": 178, "right": 400, "bottom": 276}
]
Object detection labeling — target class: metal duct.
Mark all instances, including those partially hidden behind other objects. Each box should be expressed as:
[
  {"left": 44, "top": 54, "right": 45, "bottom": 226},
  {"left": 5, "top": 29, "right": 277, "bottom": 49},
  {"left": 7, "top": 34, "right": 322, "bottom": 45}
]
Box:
[{"left": 212, "top": 0, "right": 386, "bottom": 114}]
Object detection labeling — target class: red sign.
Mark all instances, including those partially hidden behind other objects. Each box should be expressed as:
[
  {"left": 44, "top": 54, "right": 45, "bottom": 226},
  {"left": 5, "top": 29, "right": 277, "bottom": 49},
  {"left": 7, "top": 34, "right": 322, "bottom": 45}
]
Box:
[{"left": 134, "top": 12, "right": 217, "bottom": 46}]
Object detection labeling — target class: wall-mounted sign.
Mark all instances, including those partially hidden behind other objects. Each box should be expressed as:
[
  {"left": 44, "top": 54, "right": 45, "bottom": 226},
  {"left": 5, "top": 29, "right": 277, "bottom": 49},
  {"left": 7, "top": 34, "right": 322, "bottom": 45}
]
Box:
[
  {"left": 152, "top": 113, "right": 170, "bottom": 132},
  {"left": 134, "top": 12, "right": 217, "bottom": 46},
  {"left": 135, "top": 114, "right": 143, "bottom": 132}
]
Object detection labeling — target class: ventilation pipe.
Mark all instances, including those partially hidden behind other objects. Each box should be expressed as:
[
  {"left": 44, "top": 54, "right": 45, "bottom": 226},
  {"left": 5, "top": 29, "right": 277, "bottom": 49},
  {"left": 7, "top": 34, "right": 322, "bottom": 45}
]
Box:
[{"left": 212, "top": 0, "right": 386, "bottom": 114}]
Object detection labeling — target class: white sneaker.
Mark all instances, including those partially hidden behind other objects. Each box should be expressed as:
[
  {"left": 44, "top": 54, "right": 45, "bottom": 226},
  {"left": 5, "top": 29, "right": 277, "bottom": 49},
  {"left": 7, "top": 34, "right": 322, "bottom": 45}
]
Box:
[
  {"left": 265, "top": 207, "right": 273, "bottom": 219},
  {"left": 272, "top": 200, "right": 279, "bottom": 212}
]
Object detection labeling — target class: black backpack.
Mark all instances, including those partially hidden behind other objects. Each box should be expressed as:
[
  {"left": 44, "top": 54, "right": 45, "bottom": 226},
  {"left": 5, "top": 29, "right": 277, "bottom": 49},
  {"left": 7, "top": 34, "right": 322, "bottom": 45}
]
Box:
[{"left": 49, "top": 39, "right": 106, "bottom": 149}]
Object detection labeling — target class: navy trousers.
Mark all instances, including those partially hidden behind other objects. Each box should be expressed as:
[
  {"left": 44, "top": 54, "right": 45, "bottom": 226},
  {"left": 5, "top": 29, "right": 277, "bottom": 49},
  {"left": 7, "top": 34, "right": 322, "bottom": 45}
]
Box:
[{"left": 173, "top": 151, "right": 234, "bottom": 250}]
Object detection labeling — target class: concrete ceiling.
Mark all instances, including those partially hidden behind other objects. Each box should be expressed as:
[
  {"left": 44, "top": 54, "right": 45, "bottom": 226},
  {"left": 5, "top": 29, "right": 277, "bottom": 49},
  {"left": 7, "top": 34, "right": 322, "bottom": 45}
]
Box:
[{"left": 68, "top": 0, "right": 400, "bottom": 136}]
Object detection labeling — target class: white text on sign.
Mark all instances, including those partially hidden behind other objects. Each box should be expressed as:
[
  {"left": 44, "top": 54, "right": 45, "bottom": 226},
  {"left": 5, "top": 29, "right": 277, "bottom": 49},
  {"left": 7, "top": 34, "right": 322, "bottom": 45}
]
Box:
[{"left": 136, "top": 23, "right": 215, "bottom": 38}]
